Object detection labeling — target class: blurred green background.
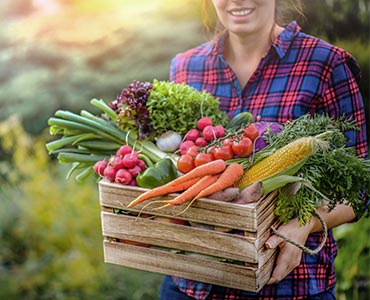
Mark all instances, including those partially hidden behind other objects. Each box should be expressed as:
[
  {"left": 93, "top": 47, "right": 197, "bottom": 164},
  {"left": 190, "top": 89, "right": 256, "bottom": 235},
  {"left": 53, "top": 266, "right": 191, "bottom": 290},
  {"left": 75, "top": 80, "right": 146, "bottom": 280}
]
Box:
[{"left": 0, "top": 0, "right": 369, "bottom": 299}]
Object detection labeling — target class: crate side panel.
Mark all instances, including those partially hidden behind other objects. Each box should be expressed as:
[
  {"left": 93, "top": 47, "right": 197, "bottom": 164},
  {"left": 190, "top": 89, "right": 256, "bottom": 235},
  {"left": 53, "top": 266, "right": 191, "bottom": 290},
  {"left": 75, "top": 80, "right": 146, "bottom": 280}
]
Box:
[
  {"left": 103, "top": 240, "right": 265, "bottom": 292},
  {"left": 101, "top": 212, "right": 259, "bottom": 263},
  {"left": 99, "top": 180, "right": 259, "bottom": 231}
]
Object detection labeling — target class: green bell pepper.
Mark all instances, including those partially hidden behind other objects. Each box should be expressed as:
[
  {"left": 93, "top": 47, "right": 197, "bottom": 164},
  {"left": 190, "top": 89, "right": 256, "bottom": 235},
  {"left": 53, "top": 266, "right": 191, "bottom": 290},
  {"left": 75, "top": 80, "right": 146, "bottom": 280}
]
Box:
[{"left": 136, "top": 157, "right": 178, "bottom": 189}]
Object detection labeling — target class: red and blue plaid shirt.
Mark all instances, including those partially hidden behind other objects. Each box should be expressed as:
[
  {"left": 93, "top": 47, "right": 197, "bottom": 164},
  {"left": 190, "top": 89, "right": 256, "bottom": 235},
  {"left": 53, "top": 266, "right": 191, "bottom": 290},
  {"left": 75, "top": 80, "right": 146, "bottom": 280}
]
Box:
[{"left": 169, "top": 21, "right": 368, "bottom": 299}]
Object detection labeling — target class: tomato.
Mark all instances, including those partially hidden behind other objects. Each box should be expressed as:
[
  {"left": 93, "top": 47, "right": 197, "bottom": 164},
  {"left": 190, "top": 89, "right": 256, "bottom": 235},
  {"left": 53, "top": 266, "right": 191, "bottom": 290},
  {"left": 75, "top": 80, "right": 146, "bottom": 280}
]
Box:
[
  {"left": 194, "top": 152, "right": 214, "bottom": 167},
  {"left": 232, "top": 137, "right": 253, "bottom": 158},
  {"left": 186, "top": 145, "right": 200, "bottom": 158},
  {"left": 206, "top": 145, "right": 216, "bottom": 155},
  {"left": 212, "top": 144, "right": 234, "bottom": 161},
  {"left": 220, "top": 137, "right": 232, "bottom": 145},
  {"left": 244, "top": 124, "right": 259, "bottom": 141},
  {"left": 177, "top": 154, "right": 195, "bottom": 174}
]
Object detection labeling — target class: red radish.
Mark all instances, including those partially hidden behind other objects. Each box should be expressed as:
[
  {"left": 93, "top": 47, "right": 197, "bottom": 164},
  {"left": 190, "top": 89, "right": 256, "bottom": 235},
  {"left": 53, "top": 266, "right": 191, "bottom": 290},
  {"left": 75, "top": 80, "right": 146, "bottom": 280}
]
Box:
[
  {"left": 112, "top": 156, "right": 125, "bottom": 170},
  {"left": 128, "top": 165, "right": 142, "bottom": 177},
  {"left": 195, "top": 137, "right": 208, "bottom": 147},
  {"left": 214, "top": 125, "right": 226, "bottom": 138},
  {"left": 180, "top": 140, "right": 195, "bottom": 155},
  {"left": 137, "top": 159, "right": 147, "bottom": 171},
  {"left": 203, "top": 125, "right": 217, "bottom": 141},
  {"left": 184, "top": 129, "right": 200, "bottom": 142},
  {"left": 116, "top": 144, "right": 132, "bottom": 157},
  {"left": 115, "top": 169, "right": 133, "bottom": 185},
  {"left": 129, "top": 179, "right": 137, "bottom": 186},
  {"left": 104, "top": 166, "right": 117, "bottom": 182},
  {"left": 93, "top": 160, "right": 107, "bottom": 176},
  {"left": 122, "top": 153, "right": 138, "bottom": 169},
  {"left": 197, "top": 117, "right": 213, "bottom": 130}
]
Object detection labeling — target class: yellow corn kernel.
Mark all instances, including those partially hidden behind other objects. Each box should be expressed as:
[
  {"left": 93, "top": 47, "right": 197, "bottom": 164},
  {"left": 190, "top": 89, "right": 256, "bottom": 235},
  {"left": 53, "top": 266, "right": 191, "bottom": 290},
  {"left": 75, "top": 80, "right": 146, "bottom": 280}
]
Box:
[{"left": 235, "top": 136, "right": 315, "bottom": 189}]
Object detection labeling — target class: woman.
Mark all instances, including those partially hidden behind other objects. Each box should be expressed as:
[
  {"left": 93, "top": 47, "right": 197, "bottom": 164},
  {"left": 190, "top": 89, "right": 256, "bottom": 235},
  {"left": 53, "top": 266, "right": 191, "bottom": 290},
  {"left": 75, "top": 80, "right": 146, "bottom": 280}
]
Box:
[{"left": 160, "top": 0, "right": 368, "bottom": 299}]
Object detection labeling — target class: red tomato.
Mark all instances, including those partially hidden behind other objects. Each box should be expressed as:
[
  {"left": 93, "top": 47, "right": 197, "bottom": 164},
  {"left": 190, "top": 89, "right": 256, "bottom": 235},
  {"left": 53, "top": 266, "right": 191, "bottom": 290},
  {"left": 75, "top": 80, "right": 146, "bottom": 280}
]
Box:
[
  {"left": 232, "top": 137, "right": 253, "bottom": 158},
  {"left": 186, "top": 145, "right": 200, "bottom": 158},
  {"left": 206, "top": 145, "right": 216, "bottom": 155},
  {"left": 244, "top": 124, "right": 259, "bottom": 141},
  {"left": 212, "top": 144, "right": 234, "bottom": 161},
  {"left": 194, "top": 152, "right": 214, "bottom": 167},
  {"left": 222, "top": 137, "right": 234, "bottom": 145},
  {"left": 177, "top": 154, "right": 195, "bottom": 174}
]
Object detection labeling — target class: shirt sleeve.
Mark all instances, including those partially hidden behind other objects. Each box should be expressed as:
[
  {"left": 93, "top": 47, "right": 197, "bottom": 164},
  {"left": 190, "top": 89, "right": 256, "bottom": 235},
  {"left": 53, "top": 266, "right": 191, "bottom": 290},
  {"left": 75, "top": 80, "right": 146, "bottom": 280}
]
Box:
[
  {"left": 323, "top": 52, "right": 369, "bottom": 219},
  {"left": 321, "top": 52, "right": 368, "bottom": 158}
]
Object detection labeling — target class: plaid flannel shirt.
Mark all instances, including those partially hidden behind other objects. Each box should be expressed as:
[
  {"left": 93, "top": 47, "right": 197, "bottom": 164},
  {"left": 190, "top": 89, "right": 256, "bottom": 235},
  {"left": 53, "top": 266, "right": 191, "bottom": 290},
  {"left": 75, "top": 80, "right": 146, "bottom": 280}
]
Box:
[{"left": 169, "top": 21, "right": 368, "bottom": 299}]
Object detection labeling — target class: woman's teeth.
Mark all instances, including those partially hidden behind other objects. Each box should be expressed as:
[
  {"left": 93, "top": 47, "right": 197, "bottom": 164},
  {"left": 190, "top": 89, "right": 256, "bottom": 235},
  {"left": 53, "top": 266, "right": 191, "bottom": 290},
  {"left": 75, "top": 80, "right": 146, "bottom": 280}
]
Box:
[{"left": 231, "top": 9, "right": 253, "bottom": 16}]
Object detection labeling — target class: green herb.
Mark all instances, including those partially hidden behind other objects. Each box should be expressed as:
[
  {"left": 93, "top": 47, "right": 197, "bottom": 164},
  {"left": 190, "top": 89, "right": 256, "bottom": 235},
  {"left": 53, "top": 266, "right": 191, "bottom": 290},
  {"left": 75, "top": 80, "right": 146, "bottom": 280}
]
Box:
[
  {"left": 146, "top": 80, "right": 229, "bottom": 136},
  {"left": 269, "top": 114, "right": 369, "bottom": 225}
]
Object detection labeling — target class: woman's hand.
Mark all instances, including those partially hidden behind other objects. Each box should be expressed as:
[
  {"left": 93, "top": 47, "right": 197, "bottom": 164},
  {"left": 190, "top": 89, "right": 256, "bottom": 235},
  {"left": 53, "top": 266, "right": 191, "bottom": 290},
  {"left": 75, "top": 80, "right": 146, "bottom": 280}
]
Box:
[
  {"left": 264, "top": 217, "right": 314, "bottom": 285},
  {"left": 264, "top": 204, "right": 356, "bottom": 285}
]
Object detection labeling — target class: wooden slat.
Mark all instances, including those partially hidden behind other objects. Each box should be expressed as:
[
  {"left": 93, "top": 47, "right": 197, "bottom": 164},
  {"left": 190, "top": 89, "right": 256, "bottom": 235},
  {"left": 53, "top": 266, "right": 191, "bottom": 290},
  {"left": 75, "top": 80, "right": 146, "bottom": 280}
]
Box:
[
  {"left": 98, "top": 180, "right": 276, "bottom": 232},
  {"left": 101, "top": 212, "right": 259, "bottom": 263},
  {"left": 103, "top": 240, "right": 273, "bottom": 293}
]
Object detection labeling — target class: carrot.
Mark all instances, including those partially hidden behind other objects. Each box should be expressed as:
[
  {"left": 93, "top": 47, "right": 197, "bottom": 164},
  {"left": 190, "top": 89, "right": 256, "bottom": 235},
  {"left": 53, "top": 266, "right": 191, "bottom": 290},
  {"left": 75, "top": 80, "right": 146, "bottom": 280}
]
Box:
[
  {"left": 156, "top": 174, "right": 220, "bottom": 210},
  {"left": 166, "top": 159, "right": 226, "bottom": 187},
  {"left": 194, "top": 163, "right": 244, "bottom": 200},
  {"left": 127, "top": 177, "right": 199, "bottom": 208}
]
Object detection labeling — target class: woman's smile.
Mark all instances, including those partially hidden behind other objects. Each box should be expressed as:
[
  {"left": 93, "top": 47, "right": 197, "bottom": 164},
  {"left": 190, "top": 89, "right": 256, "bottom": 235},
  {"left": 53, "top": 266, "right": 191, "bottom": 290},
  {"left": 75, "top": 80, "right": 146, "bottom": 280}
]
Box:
[{"left": 229, "top": 8, "right": 255, "bottom": 17}]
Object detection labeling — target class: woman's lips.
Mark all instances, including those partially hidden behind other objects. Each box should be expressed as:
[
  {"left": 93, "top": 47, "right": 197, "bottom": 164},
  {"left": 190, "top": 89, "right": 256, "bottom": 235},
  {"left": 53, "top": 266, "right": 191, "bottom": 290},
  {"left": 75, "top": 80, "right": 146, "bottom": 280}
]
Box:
[{"left": 229, "top": 8, "right": 254, "bottom": 17}]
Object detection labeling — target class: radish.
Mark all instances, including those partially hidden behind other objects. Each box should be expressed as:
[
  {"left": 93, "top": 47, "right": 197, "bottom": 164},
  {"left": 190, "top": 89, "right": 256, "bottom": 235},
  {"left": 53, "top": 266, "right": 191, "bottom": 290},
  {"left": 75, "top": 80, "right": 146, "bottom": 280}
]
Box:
[
  {"left": 202, "top": 125, "right": 217, "bottom": 141},
  {"left": 214, "top": 125, "right": 226, "bottom": 138},
  {"left": 93, "top": 160, "right": 107, "bottom": 176},
  {"left": 103, "top": 166, "right": 117, "bottom": 182},
  {"left": 112, "top": 156, "right": 125, "bottom": 170},
  {"left": 184, "top": 129, "right": 200, "bottom": 142},
  {"left": 197, "top": 117, "right": 213, "bottom": 130},
  {"left": 115, "top": 169, "right": 133, "bottom": 185},
  {"left": 128, "top": 165, "right": 142, "bottom": 177},
  {"left": 195, "top": 137, "right": 208, "bottom": 147},
  {"left": 137, "top": 159, "right": 147, "bottom": 171},
  {"left": 129, "top": 179, "right": 137, "bottom": 186},
  {"left": 122, "top": 153, "right": 138, "bottom": 169},
  {"left": 116, "top": 144, "right": 133, "bottom": 157}
]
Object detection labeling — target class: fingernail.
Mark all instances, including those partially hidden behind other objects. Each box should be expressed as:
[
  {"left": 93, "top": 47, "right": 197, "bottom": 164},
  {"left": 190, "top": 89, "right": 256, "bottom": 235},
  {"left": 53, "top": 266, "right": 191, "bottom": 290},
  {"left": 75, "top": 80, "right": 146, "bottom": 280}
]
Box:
[{"left": 265, "top": 241, "right": 273, "bottom": 249}]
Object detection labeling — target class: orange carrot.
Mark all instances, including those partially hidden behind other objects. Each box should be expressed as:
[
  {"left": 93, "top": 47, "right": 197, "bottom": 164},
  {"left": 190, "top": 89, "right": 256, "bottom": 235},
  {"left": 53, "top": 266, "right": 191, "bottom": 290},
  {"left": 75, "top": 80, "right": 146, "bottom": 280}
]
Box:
[
  {"left": 157, "top": 174, "right": 220, "bottom": 209},
  {"left": 194, "top": 163, "right": 244, "bottom": 200},
  {"left": 167, "top": 159, "right": 226, "bottom": 187},
  {"left": 127, "top": 177, "right": 199, "bottom": 208}
]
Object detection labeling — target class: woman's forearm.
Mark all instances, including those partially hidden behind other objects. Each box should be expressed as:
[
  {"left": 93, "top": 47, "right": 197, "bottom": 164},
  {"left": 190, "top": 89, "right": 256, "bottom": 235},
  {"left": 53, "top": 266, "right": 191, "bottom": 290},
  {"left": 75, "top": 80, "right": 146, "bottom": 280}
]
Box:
[{"left": 310, "top": 204, "right": 356, "bottom": 233}]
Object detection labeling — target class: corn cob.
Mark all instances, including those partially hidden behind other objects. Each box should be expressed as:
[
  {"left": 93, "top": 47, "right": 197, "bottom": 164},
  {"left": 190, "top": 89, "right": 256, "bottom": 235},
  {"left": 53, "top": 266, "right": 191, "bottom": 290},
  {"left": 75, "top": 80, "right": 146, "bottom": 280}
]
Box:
[{"left": 235, "top": 136, "right": 316, "bottom": 190}]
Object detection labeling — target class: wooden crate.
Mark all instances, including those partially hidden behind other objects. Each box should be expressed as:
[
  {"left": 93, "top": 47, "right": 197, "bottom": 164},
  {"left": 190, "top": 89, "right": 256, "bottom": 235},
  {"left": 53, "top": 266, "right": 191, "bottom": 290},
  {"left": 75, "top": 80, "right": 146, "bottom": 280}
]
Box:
[{"left": 98, "top": 179, "right": 283, "bottom": 293}]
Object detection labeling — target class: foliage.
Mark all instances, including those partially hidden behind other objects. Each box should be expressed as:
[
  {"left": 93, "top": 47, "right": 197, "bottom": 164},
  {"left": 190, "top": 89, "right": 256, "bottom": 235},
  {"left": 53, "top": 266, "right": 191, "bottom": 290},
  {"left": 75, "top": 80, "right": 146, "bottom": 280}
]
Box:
[
  {"left": 334, "top": 221, "right": 370, "bottom": 300},
  {"left": 0, "top": 3, "right": 205, "bottom": 135},
  {"left": 0, "top": 117, "right": 162, "bottom": 299},
  {"left": 302, "top": 0, "right": 369, "bottom": 42}
]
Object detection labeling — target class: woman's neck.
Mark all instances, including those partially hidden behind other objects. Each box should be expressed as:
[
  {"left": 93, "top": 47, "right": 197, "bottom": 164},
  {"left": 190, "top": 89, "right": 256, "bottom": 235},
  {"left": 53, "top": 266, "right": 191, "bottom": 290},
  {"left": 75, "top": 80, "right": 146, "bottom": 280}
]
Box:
[
  {"left": 223, "top": 24, "right": 283, "bottom": 88},
  {"left": 224, "top": 23, "right": 282, "bottom": 63}
]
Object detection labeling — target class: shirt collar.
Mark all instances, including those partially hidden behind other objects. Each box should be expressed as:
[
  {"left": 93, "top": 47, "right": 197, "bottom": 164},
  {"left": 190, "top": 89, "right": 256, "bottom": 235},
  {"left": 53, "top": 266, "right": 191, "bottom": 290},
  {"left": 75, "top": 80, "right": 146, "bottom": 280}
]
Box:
[
  {"left": 272, "top": 21, "right": 301, "bottom": 58},
  {"left": 209, "top": 21, "right": 301, "bottom": 59}
]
